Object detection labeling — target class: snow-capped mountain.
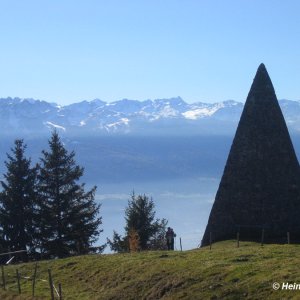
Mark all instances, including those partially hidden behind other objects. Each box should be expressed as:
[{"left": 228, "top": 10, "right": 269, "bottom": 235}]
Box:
[
  {"left": 0, "top": 97, "right": 299, "bottom": 137},
  {"left": 1, "top": 97, "right": 300, "bottom": 185}
]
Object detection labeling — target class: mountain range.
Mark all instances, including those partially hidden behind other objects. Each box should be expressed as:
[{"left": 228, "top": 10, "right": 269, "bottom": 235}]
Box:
[
  {"left": 1, "top": 97, "right": 300, "bottom": 184},
  {"left": 1, "top": 97, "right": 300, "bottom": 137}
]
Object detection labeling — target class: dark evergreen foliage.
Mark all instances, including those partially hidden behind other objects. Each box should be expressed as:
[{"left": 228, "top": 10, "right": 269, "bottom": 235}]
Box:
[
  {"left": 108, "top": 192, "right": 167, "bottom": 252},
  {"left": 107, "top": 231, "right": 129, "bottom": 253},
  {"left": 125, "top": 193, "right": 167, "bottom": 249},
  {"left": 37, "top": 131, "right": 103, "bottom": 258},
  {"left": 0, "top": 140, "right": 38, "bottom": 256}
]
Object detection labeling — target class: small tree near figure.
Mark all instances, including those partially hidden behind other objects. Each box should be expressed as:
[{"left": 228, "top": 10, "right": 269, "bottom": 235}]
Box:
[
  {"left": 108, "top": 192, "right": 167, "bottom": 252},
  {"left": 37, "top": 131, "right": 103, "bottom": 258},
  {"left": 128, "top": 228, "right": 140, "bottom": 252}
]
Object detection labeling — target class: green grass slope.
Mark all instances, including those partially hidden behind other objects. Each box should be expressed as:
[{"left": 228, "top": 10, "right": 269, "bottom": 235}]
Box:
[{"left": 0, "top": 241, "right": 300, "bottom": 299}]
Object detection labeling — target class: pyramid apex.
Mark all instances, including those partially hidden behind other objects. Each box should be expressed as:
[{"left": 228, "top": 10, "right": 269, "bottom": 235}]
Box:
[
  {"left": 255, "top": 63, "right": 268, "bottom": 76},
  {"left": 255, "top": 63, "right": 268, "bottom": 77},
  {"left": 258, "top": 63, "right": 266, "bottom": 70},
  {"left": 248, "top": 63, "right": 274, "bottom": 97}
]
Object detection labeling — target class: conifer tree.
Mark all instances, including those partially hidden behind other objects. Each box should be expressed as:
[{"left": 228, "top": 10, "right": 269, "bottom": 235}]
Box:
[
  {"left": 125, "top": 193, "right": 167, "bottom": 249},
  {"left": 0, "top": 139, "right": 38, "bottom": 256},
  {"left": 37, "top": 131, "right": 103, "bottom": 258},
  {"left": 108, "top": 192, "right": 167, "bottom": 252}
]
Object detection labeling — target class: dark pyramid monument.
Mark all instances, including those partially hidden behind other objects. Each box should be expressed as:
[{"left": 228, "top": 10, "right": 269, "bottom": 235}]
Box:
[{"left": 202, "top": 63, "right": 300, "bottom": 246}]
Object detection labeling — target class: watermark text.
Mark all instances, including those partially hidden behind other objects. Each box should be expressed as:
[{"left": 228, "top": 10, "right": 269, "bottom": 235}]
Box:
[{"left": 273, "top": 282, "right": 300, "bottom": 290}]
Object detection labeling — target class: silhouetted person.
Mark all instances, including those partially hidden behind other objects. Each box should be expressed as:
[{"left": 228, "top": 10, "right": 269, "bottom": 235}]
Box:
[{"left": 166, "top": 227, "right": 176, "bottom": 250}]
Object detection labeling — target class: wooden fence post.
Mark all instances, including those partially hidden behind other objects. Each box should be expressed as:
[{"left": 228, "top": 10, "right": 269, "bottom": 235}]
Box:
[
  {"left": 1, "top": 265, "right": 6, "bottom": 290},
  {"left": 58, "top": 283, "right": 63, "bottom": 300},
  {"left": 48, "top": 269, "right": 55, "bottom": 300},
  {"left": 16, "top": 269, "right": 21, "bottom": 294},
  {"left": 179, "top": 238, "right": 182, "bottom": 252},
  {"left": 209, "top": 232, "right": 212, "bottom": 250},
  {"left": 32, "top": 262, "right": 38, "bottom": 296},
  {"left": 237, "top": 232, "right": 240, "bottom": 248},
  {"left": 287, "top": 232, "right": 290, "bottom": 244}
]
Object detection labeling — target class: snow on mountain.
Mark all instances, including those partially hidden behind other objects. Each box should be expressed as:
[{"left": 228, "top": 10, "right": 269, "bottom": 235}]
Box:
[
  {"left": 45, "top": 121, "right": 66, "bottom": 131},
  {"left": 182, "top": 102, "right": 224, "bottom": 120},
  {"left": 0, "top": 97, "right": 299, "bottom": 136}
]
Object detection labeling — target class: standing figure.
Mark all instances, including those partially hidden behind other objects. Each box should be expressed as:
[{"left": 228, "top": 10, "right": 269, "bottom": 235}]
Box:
[{"left": 166, "top": 227, "right": 176, "bottom": 250}]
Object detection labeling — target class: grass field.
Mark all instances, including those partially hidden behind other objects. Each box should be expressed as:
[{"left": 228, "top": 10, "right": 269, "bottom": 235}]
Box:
[{"left": 0, "top": 240, "right": 300, "bottom": 299}]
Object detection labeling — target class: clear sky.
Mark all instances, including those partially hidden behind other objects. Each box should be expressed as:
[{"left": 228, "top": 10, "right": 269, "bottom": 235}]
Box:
[{"left": 0, "top": 0, "right": 300, "bottom": 105}]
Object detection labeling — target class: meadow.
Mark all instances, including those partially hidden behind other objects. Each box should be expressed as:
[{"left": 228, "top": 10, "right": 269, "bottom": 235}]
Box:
[{"left": 0, "top": 241, "right": 299, "bottom": 299}]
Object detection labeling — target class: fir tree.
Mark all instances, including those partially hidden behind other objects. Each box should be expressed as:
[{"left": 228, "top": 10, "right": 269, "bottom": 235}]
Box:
[
  {"left": 37, "top": 131, "right": 103, "bottom": 258},
  {"left": 125, "top": 193, "right": 167, "bottom": 249},
  {"left": 0, "top": 139, "right": 38, "bottom": 256},
  {"left": 108, "top": 192, "right": 167, "bottom": 252}
]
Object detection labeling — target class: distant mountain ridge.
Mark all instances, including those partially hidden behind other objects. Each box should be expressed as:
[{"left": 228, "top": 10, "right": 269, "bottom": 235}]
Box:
[
  {"left": 0, "top": 97, "right": 300, "bottom": 136},
  {"left": 1, "top": 97, "right": 300, "bottom": 184}
]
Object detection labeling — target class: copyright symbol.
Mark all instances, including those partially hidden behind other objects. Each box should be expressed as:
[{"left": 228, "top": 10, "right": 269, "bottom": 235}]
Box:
[{"left": 273, "top": 282, "right": 280, "bottom": 290}]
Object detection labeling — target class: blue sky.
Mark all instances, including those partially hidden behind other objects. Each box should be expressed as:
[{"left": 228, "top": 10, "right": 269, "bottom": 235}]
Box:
[{"left": 0, "top": 0, "right": 299, "bottom": 105}]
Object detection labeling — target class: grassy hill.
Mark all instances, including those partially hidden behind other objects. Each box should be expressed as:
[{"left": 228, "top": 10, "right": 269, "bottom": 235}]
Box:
[{"left": 0, "top": 241, "right": 300, "bottom": 299}]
